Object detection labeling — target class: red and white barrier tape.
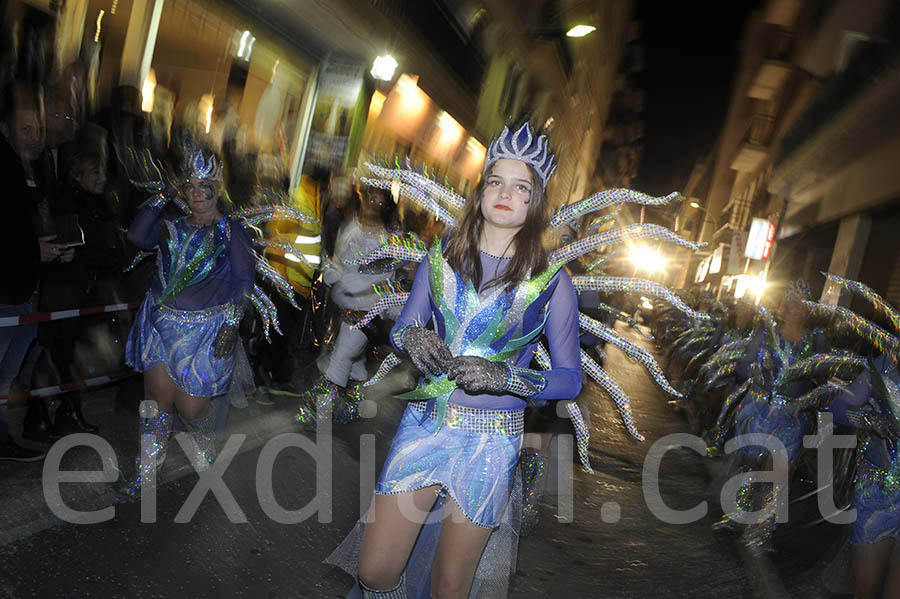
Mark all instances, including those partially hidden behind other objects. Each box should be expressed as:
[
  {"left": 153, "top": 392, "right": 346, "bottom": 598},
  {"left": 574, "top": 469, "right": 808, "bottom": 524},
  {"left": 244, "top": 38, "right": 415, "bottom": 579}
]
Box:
[
  {"left": 0, "top": 301, "right": 141, "bottom": 327},
  {"left": 3, "top": 371, "right": 137, "bottom": 402}
]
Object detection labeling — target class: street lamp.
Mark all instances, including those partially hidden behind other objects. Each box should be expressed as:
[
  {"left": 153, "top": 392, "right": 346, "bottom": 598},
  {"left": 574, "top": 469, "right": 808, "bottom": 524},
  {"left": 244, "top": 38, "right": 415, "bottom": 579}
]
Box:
[
  {"left": 566, "top": 25, "right": 596, "bottom": 38},
  {"left": 687, "top": 199, "right": 719, "bottom": 234},
  {"left": 371, "top": 55, "right": 398, "bottom": 81},
  {"left": 629, "top": 244, "right": 667, "bottom": 273}
]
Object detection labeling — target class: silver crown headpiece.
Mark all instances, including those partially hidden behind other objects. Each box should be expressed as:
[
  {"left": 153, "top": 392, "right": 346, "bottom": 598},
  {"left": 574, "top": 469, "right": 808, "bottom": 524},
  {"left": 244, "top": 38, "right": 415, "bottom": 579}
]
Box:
[
  {"left": 484, "top": 122, "right": 556, "bottom": 189},
  {"left": 785, "top": 279, "right": 811, "bottom": 304},
  {"left": 183, "top": 144, "right": 223, "bottom": 183}
]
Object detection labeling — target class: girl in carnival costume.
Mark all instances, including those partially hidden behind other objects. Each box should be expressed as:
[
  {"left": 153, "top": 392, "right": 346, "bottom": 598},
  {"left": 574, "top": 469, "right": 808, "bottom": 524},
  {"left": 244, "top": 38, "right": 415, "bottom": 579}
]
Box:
[
  {"left": 325, "top": 122, "right": 709, "bottom": 598},
  {"left": 121, "top": 141, "right": 312, "bottom": 491}
]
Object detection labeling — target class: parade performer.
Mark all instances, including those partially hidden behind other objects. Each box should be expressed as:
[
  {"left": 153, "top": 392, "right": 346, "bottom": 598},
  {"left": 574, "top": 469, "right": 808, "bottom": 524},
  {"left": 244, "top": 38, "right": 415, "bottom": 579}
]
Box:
[
  {"left": 297, "top": 184, "right": 398, "bottom": 427},
  {"left": 325, "top": 122, "right": 708, "bottom": 598},
  {"left": 702, "top": 282, "right": 848, "bottom": 554},
  {"left": 121, "top": 142, "right": 312, "bottom": 492},
  {"left": 796, "top": 274, "right": 900, "bottom": 599}
]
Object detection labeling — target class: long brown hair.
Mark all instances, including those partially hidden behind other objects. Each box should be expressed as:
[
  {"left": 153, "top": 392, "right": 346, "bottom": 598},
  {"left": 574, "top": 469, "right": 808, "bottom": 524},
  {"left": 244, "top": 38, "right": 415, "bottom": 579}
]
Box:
[{"left": 444, "top": 162, "right": 549, "bottom": 291}]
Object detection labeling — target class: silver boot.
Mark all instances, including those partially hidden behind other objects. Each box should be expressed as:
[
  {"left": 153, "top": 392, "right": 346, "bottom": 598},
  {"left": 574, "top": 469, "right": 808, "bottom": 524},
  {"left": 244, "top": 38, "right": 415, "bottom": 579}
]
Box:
[
  {"left": 118, "top": 402, "right": 174, "bottom": 497},
  {"left": 181, "top": 407, "right": 218, "bottom": 472},
  {"left": 359, "top": 574, "right": 406, "bottom": 598}
]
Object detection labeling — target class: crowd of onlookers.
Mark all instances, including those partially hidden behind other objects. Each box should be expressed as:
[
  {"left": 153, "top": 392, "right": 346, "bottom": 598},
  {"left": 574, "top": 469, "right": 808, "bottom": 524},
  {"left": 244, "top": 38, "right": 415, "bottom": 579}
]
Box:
[{"left": 0, "top": 75, "right": 150, "bottom": 461}]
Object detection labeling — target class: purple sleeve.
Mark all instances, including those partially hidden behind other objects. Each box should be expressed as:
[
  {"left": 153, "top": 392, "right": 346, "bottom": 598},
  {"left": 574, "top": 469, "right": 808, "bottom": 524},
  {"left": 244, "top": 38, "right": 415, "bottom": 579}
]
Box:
[
  {"left": 529, "top": 270, "right": 583, "bottom": 401},
  {"left": 127, "top": 205, "right": 163, "bottom": 250},
  {"left": 390, "top": 259, "right": 433, "bottom": 353},
  {"left": 229, "top": 222, "right": 256, "bottom": 312}
]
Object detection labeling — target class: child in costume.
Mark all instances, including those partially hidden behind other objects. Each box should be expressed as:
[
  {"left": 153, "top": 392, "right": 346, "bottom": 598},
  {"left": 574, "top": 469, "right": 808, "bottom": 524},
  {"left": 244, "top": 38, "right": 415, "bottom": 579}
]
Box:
[{"left": 325, "top": 122, "right": 709, "bottom": 598}]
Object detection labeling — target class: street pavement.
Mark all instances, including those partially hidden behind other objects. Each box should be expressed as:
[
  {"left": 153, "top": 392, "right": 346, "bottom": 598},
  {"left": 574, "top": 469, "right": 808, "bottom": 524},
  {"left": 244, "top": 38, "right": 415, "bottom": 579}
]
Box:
[{"left": 0, "top": 323, "right": 849, "bottom": 598}]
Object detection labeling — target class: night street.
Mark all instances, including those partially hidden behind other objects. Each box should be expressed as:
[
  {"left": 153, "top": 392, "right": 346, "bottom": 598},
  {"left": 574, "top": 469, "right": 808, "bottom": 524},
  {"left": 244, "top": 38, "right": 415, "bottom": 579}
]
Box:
[
  {"left": 1, "top": 1, "right": 899, "bottom": 597},
  {"left": 0, "top": 322, "right": 843, "bottom": 599}
]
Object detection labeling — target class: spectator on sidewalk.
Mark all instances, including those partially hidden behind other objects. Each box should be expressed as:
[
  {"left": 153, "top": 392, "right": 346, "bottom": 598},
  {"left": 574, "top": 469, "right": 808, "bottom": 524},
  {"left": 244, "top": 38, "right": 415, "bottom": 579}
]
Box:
[{"left": 0, "top": 83, "right": 71, "bottom": 461}]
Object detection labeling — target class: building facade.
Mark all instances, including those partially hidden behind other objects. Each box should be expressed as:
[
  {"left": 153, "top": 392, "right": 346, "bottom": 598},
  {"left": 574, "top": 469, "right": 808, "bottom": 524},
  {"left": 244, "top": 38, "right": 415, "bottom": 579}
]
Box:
[{"left": 679, "top": 0, "right": 900, "bottom": 310}]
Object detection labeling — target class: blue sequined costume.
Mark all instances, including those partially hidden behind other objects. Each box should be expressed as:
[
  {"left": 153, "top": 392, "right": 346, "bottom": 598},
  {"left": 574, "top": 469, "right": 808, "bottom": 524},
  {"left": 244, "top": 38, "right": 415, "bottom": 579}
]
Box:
[
  {"left": 731, "top": 327, "right": 825, "bottom": 461},
  {"left": 376, "top": 244, "right": 582, "bottom": 528},
  {"left": 830, "top": 354, "right": 900, "bottom": 545},
  {"left": 125, "top": 206, "right": 255, "bottom": 397}
]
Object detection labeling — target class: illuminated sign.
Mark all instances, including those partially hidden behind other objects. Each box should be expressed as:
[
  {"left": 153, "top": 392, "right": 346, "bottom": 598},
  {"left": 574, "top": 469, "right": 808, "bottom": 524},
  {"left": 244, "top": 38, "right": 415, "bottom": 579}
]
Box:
[
  {"left": 709, "top": 244, "right": 726, "bottom": 274},
  {"left": 761, "top": 221, "right": 776, "bottom": 260},
  {"left": 695, "top": 255, "right": 710, "bottom": 283},
  {"left": 745, "top": 218, "right": 777, "bottom": 261},
  {"left": 727, "top": 230, "right": 747, "bottom": 274}
]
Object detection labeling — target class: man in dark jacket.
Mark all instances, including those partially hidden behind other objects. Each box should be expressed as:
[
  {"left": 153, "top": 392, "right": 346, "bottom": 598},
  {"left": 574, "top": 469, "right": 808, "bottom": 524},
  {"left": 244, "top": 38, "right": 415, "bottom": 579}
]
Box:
[{"left": 0, "top": 83, "right": 70, "bottom": 461}]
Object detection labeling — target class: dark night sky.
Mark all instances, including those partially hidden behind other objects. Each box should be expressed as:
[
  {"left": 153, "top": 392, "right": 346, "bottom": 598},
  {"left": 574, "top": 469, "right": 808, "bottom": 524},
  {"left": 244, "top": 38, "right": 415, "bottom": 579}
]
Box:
[{"left": 633, "top": 0, "right": 761, "bottom": 196}]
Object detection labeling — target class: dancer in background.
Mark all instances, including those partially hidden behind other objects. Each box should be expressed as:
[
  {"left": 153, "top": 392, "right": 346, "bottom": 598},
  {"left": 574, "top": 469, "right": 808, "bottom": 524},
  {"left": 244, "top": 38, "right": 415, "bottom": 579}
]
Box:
[{"left": 297, "top": 184, "right": 398, "bottom": 428}]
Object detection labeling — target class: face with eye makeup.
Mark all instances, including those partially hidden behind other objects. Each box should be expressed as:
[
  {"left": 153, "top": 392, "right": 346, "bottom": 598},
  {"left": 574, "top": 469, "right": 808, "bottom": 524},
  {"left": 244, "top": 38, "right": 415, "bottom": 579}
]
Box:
[
  {"left": 183, "top": 176, "right": 220, "bottom": 219},
  {"left": 480, "top": 159, "right": 534, "bottom": 232}
]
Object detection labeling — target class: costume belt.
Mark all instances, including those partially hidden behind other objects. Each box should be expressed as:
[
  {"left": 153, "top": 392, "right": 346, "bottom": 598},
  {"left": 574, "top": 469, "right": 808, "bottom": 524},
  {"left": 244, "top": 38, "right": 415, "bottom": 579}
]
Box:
[
  {"left": 408, "top": 401, "right": 523, "bottom": 436},
  {"left": 154, "top": 294, "right": 229, "bottom": 323}
]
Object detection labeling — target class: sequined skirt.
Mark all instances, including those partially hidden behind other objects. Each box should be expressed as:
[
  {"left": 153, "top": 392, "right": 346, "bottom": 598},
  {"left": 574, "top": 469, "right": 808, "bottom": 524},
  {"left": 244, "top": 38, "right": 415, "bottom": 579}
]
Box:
[
  {"left": 126, "top": 293, "right": 233, "bottom": 397},
  {"left": 851, "top": 458, "right": 900, "bottom": 545},
  {"left": 375, "top": 402, "right": 524, "bottom": 528},
  {"left": 734, "top": 395, "right": 809, "bottom": 462}
]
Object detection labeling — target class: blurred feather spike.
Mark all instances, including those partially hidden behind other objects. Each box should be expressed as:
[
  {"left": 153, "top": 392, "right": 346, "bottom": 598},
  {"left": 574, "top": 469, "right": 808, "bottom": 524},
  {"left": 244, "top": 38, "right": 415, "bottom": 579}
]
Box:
[
  {"left": 572, "top": 276, "right": 709, "bottom": 320},
  {"left": 549, "top": 189, "right": 681, "bottom": 228},
  {"left": 550, "top": 224, "right": 704, "bottom": 264},
  {"left": 579, "top": 314, "right": 681, "bottom": 396},
  {"left": 794, "top": 383, "right": 847, "bottom": 411},
  {"left": 250, "top": 286, "right": 283, "bottom": 342},
  {"left": 586, "top": 250, "right": 621, "bottom": 272},
  {"left": 704, "top": 362, "right": 737, "bottom": 390},
  {"left": 367, "top": 162, "right": 467, "bottom": 211},
  {"left": 586, "top": 207, "right": 622, "bottom": 233},
  {"left": 707, "top": 379, "right": 751, "bottom": 452},
  {"left": 255, "top": 256, "right": 300, "bottom": 309},
  {"left": 825, "top": 273, "right": 900, "bottom": 336},
  {"left": 125, "top": 250, "right": 155, "bottom": 272},
  {"left": 534, "top": 342, "right": 552, "bottom": 370},
  {"left": 755, "top": 304, "right": 779, "bottom": 334},
  {"left": 372, "top": 280, "right": 407, "bottom": 298},
  {"left": 361, "top": 176, "right": 457, "bottom": 227},
  {"left": 565, "top": 400, "right": 593, "bottom": 472},
  {"left": 345, "top": 232, "right": 427, "bottom": 267},
  {"left": 803, "top": 300, "right": 900, "bottom": 361},
  {"left": 581, "top": 348, "right": 644, "bottom": 441},
  {"left": 364, "top": 353, "right": 402, "bottom": 387},
  {"left": 351, "top": 292, "right": 410, "bottom": 329},
  {"left": 700, "top": 338, "right": 751, "bottom": 374},
  {"left": 233, "top": 204, "right": 317, "bottom": 226},
  {"left": 777, "top": 353, "right": 867, "bottom": 389}
]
